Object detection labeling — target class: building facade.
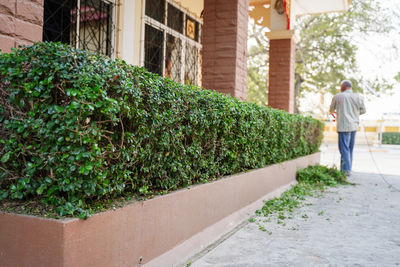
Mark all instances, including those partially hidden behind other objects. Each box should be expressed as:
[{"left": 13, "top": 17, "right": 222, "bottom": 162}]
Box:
[{"left": 0, "top": 0, "right": 350, "bottom": 112}]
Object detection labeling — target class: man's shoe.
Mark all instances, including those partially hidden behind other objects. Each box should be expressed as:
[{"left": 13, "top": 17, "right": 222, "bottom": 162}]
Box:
[{"left": 344, "top": 172, "right": 351, "bottom": 177}]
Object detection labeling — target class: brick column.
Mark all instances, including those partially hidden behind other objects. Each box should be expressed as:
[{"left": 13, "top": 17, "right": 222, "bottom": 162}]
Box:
[
  {"left": 268, "top": 36, "right": 295, "bottom": 113},
  {"left": 202, "top": 0, "right": 249, "bottom": 100},
  {"left": 0, "top": 0, "right": 43, "bottom": 53}
]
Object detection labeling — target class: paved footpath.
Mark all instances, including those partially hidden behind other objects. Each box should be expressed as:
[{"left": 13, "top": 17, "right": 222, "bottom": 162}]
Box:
[{"left": 190, "top": 145, "right": 400, "bottom": 267}]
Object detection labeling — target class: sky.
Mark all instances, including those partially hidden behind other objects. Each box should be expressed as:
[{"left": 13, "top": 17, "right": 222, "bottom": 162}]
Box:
[
  {"left": 355, "top": 1, "right": 400, "bottom": 120},
  {"left": 357, "top": 37, "right": 400, "bottom": 120}
]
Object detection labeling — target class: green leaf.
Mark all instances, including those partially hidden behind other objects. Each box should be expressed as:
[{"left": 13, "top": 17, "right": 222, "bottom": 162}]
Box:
[
  {"left": 1, "top": 152, "right": 11, "bottom": 163},
  {"left": 36, "top": 185, "right": 46, "bottom": 195},
  {"left": 0, "top": 190, "right": 8, "bottom": 200}
]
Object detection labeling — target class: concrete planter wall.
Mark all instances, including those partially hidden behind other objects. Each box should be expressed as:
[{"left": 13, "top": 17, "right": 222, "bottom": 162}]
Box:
[{"left": 0, "top": 153, "right": 320, "bottom": 267}]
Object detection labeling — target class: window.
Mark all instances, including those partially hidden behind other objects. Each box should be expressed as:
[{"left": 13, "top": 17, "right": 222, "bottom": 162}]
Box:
[
  {"left": 185, "top": 16, "right": 199, "bottom": 42},
  {"left": 143, "top": 0, "right": 202, "bottom": 86},
  {"left": 185, "top": 43, "right": 200, "bottom": 85},
  {"left": 167, "top": 4, "right": 183, "bottom": 33},
  {"left": 165, "top": 34, "right": 182, "bottom": 82},
  {"left": 144, "top": 24, "right": 164, "bottom": 75},
  {"left": 43, "top": 0, "right": 115, "bottom": 57},
  {"left": 145, "top": 0, "right": 165, "bottom": 23}
]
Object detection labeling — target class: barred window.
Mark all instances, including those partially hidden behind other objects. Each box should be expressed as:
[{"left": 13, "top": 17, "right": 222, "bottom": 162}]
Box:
[
  {"left": 185, "top": 43, "right": 199, "bottom": 85},
  {"left": 144, "top": 24, "right": 164, "bottom": 75},
  {"left": 43, "top": 0, "right": 114, "bottom": 57},
  {"left": 165, "top": 34, "right": 182, "bottom": 82},
  {"left": 145, "top": 0, "right": 165, "bottom": 23},
  {"left": 186, "top": 16, "right": 199, "bottom": 42},
  {"left": 167, "top": 4, "right": 183, "bottom": 33},
  {"left": 144, "top": 0, "right": 202, "bottom": 86}
]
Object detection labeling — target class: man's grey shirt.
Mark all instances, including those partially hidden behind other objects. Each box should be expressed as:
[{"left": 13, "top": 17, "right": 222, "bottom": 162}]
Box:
[{"left": 329, "top": 89, "right": 366, "bottom": 132}]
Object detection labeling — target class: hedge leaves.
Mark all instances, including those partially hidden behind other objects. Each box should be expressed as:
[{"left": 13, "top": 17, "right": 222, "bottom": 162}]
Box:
[{"left": 0, "top": 42, "right": 323, "bottom": 217}]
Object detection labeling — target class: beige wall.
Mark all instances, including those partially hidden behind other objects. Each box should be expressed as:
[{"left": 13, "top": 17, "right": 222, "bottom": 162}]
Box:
[
  {"left": 173, "top": 0, "right": 204, "bottom": 18},
  {"left": 269, "top": 0, "right": 287, "bottom": 30},
  {"left": 134, "top": 0, "right": 143, "bottom": 66},
  {"left": 117, "top": 0, "right": 142, "bottom": 66},
  {"left": 118, "top": 0, "right": 202, "bottom": 66}
]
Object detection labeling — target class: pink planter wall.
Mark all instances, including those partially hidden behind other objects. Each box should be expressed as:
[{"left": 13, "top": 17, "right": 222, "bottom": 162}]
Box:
[{"left": 0, "top": 153, "right": 320, "bottom": 267}]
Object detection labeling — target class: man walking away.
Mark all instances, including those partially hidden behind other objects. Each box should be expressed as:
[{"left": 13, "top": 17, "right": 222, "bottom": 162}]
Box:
[{"left": 329, "top": 80, "right": 366, "bottom": 176}]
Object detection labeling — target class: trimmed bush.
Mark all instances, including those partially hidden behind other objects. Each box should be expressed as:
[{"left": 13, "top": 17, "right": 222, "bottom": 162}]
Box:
[
  {"left": 382, "top": 132, "right": 400, "bottom": 145},
  {"left": 296, "top": 165, "right": 348, "bottom": 186},
  {"left": 0, "top": 42, "right": 323, "bottom": 217}
]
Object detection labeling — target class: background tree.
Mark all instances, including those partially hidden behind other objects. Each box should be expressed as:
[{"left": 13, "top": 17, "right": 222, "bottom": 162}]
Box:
[
  {"left": 295, "top": 0, "right": 394, "bottom": 117},
  {"left": 395, "top": 72, "right": 400, "bottom": 83},
  {"left": 247, "top": 23, "right": 269, "bottom": 106},
  {"left": 247, "top": 0, "right": 396, "bottom": 118}
]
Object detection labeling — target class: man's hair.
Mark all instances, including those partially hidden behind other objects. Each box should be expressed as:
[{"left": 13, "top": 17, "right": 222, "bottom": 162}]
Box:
[{"left": 341, "top": 80, "right": 352, "bottom": 88}]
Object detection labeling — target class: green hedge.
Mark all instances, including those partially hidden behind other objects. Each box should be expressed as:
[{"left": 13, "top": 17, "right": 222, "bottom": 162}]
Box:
[
  {"left": 0, "top": 42, "right": 323, "bottom": 217},
  {"left": 382, "top": 132, "right": 400, "bottom": 145}
]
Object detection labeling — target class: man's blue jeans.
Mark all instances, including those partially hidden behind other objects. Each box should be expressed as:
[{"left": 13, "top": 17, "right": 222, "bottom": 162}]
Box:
[{"left": 338, "top": 131, "right": 356, "bottom": 173}]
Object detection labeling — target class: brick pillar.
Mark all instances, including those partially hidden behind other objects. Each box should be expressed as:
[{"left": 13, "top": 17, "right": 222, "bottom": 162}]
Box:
[
  {"left": 268, "top": 37, "right": 295, "bottom": 113},
  {"left": 0, "top": 0, "right": 43, "bottom": 53},
  {"left": 202, "top": 0, "right": 249, "bottom": 100}
]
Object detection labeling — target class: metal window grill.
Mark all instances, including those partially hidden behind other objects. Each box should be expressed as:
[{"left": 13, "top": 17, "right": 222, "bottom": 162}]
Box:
[
  {"left": 43, "top": 0, "right": 114, "bottom": 56},
  {"left": 165, "top": 34, "right": 182, "bottom": 82},
  {"left": 145, "top": 0, "right": 165, "bottom": 23},
  {"left": 144, "top": 24, "right": 164, "bottom": 76},
  {"left": 167, "top": 3, "right": 183, "bottom": 33},
  {"left": 144, "top": 0, "right": 202, "bottom": 86},
  {"left": 184, "top": 43, "right": 200, "bottom": 85}
]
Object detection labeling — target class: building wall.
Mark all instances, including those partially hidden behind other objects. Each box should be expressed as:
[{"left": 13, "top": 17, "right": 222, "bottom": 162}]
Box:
[
  {"left": 0, "top": 0, "right": 43, "bottom": 53},
  {"left": 118, "top": 0, "right": 202, "bottom": 67},
  {"left": 268, "top": 37, "right": 295, "bottom": 113},
  {"left": 174, "top": 0, "right": 203, "bottom": 18},
  {"left": 0, "top": 0, "right": 202, "bottom": 68},
  {"left": 202, "top": 0, "right": 248, "bottom": 100},
  {"left": 0, "top": 0, "right": 142, "bottom": 66},
  {"left": 133, "top": 0, "right": 143, "bottom": 66}
]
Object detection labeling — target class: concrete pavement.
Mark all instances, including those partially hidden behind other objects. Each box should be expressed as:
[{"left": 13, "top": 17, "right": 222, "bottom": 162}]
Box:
[{"left": 188, "top": 144, "right": 400, "bottom": 267}]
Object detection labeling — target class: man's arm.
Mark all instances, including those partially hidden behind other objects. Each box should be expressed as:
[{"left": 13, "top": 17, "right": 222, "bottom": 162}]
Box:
[
  {"left": 359, "top": 96, "right": 366, "bottom": 115},
  {"left": 329, "top": 96, "right": 336, "bottom": 113}
]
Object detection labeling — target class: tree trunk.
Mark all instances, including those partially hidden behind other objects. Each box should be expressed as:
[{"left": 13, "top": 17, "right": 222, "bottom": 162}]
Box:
[
  {"left": 294, "top": 73, "right": 304, "bottom": 114},
  {"left": 318, "top": 89, "right": 325, "bottom": 120}
]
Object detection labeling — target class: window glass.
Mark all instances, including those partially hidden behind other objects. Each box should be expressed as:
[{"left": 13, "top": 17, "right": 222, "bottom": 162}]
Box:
[
  {"left": 165, "top": 34, "right": 182, "bottom": 82},
  {"left": 167, "top": 4, "right": 183, "bottom": 33},
  {"left": 144, "top": 24, "right": 164, "bottom": 75},
  {"left": 185, "top": 43, "right": 199, "bottom": 85},
  {"left": 76, "top": 0, "right": 113, "bottom": 56},
  {"left": 43, "top": 0, "right": 74, "bottom": 44},
  {"left": 144, "top": 1, "right": 202, "bottom": 85},
  {"left": 43, "top": 0, "right": 113, "bottom": 56},
  {"left": 145, "top": 0, "right": 165, "bottom": 23}
]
